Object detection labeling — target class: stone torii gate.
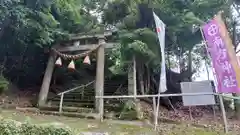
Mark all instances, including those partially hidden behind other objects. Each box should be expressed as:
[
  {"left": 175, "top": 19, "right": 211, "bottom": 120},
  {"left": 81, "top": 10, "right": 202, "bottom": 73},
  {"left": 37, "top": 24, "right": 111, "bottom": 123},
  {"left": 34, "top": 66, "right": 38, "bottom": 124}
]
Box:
[{"left": 38, "top": 31, "right": 116, "bottom": 116}]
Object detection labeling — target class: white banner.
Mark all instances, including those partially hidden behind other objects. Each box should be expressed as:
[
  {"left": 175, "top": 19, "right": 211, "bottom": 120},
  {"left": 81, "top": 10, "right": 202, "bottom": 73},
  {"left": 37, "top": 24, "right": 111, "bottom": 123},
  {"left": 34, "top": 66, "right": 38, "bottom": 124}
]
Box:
[{"left": 153, "top": 12, "right": 167, "bottom": 93}]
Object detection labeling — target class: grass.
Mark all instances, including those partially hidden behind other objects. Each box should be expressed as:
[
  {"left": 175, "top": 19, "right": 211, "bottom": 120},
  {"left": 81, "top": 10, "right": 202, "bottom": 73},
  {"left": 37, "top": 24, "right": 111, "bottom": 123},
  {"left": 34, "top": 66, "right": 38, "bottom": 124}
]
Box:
[
  {"left": 0, "top": 109, "right": 156, "bottom": 135},
  {"left": 0, "top": 109, "right": 231, "bottom": 135}
]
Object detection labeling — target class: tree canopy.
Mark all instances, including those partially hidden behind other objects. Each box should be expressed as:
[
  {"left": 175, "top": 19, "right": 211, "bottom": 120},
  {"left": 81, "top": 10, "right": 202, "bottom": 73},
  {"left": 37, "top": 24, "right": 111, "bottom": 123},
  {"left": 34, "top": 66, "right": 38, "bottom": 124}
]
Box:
[
  {"left": 0, "top": 0, "right": 234, "bottom": 87},
  {"left": 103, "top": 0, "right": 228, "bottom": 75},
  {"left": 0, "top": 0, "right": 100, "bottom": 86}
]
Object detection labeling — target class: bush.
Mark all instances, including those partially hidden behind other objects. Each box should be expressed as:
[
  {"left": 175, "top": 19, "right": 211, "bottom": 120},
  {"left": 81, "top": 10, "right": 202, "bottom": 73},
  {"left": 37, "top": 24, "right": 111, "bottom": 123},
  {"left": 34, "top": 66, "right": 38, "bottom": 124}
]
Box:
[
  {"left": 0, "top": 118, "right": 73, "bottom": 135},
  {"left": 0, "top": 75, "right": 9, "bottom": 93}
]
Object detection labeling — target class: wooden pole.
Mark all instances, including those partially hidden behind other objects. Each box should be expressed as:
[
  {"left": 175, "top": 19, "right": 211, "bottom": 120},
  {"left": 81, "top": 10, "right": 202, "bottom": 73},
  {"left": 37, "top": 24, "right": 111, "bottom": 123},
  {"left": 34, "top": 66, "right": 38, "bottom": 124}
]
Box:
[
  {"left": 133, "top": 55, "right": 137, "bottom": 100},
  {"left": 200, "top": 26, "right": 228, "bottom": 133},
  {"left": 59, "top": 93, "right": 64, "bottom": 113},
  {"left": 219, "top": 94, "right": 228, "bottom": 133},
  {"left": 38, "top": 51, "right": 56, "bottom": 106},
  {"left": 205, "top": 60, "right": 216, "bottom": 119},
  {"left": 95, "top": 37, "right": 105, "bottom": 121},
  {"left": 96, "top": 92, "right": 216, "bottom": 99},
  {"left": 153, "top": 97, "right": 157, "bottom": 130}
]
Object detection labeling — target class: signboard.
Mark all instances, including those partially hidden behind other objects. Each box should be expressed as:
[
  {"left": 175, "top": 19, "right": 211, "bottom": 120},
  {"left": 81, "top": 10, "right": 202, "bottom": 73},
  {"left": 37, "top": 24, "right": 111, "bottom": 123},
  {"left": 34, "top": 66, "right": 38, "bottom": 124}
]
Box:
[{"left": 180, "top": 81, "right": 216, "bottom": 106}]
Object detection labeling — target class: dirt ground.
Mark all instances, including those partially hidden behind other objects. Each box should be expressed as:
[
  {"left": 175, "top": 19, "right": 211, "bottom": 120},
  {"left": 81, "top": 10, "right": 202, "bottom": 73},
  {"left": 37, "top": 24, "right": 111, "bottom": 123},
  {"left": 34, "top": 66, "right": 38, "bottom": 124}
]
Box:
[
  {"left": 0, "top": 91, "right": 240, "bottom": 134},
  {"left": 141, "top": 101, "right": 240, "bottom": 135}
]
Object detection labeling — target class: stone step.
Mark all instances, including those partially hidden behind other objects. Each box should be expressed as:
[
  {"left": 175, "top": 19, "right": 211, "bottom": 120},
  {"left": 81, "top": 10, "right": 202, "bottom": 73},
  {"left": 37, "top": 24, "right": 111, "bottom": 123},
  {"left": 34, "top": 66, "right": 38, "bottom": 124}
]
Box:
[
  {"left": 67, "top": 91, "right": 95, "bottom": 94},
  {"left": 16, "top": 107, "right": 147, "bottom": 121},
  {"left": 65, "top": 91, "right": 114, "bottom": 95},
  {"left": 16, "top": 107, "right": 129, "bottom": 120},
  {"left": 50, "top": 95, "right": 95, "bottom": 100},
  {"left": 39, "top": 105, "right": 95, "bottom": 113},
  {"left": 48, "top": 95, "right": 93, "bottom": 100},
  {"left": 48, "top": 98, "right": 123, "bottom": 105},
  {"left": 56, "top": 93, "right": 93, "bottom": 97},
  {"left": 48, "top": 101, "right": 123, "bottom": 110},
  {"left": 49, "top": 95, "right": 125, "bottom": 101},
  {"left": 40, "top": 111, "right": 99, "bottom": 119},
  {"left": 48, "top": 101, "right": 95, "bottom": 108},
  {"left": 50, "top": 98, "right": 95, "bottom": 103},
  {"left": 49, "top": 98, "right": 123, "bottom": 105},
  {"left": 39, "top": 110, "right": 138, "bottom": 120},
  {"left": 52, "top": 92, "right": 116, "bottom": 97}
]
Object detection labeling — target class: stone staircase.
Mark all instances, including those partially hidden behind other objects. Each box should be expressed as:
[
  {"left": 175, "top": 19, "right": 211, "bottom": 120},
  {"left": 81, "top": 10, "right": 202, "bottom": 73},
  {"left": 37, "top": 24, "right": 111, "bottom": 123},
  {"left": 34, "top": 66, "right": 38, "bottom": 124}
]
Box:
[
  {"left": 40, "top": 80, "right": 127, "bottom": 119},
  {"left": 48, "top": 88, "right": 96, "bottom": 108}
]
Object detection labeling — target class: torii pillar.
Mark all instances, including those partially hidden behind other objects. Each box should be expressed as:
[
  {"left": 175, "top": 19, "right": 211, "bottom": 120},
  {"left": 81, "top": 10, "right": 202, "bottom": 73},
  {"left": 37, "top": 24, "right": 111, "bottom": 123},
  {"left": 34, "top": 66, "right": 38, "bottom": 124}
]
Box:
[
  {"left": 95, "top": 36, "right": 105, "bottom": 121},
  {"left": 38, "top": 51, "right": 57, "bottom": 107}
]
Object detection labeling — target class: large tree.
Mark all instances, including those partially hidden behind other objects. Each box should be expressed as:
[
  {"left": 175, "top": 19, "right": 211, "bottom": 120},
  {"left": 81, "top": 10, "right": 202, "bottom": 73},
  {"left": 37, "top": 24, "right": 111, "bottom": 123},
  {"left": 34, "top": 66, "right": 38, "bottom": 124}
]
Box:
[
  {"left": 0, "top": 0, "right": 100, "bottom": 87},
  {"left": 101, "top": 0, "right": 229, "bottom": 111},
  {"left": 103, "top": 0, "right": 227, "bottom": 86}
]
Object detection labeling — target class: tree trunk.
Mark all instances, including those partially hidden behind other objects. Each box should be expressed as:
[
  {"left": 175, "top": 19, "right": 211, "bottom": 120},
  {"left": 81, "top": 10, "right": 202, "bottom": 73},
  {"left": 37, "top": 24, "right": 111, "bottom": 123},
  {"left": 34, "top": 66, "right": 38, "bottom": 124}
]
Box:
[
  {"left": 187, "top": 49, "right": 193, "bottom": 81},
  {"left": 145, "top": 64, "right": 150, "bottom": 94},
  {"left": 0, "top": 18, "right": 10, "bottom": 39},
  {"left": 179, "top": 48, "right": 194, "bottom": 81},
  {"left": 179, "top": 47, "right": 185, "bottom": 73},
  {"left": 167, "top": 53, "right": 171, "bottom": 68},
  {"left": 137, "top": 62, "right": 145, "bottom": 95},
  {"left": 133, "top": 56, "right": 137, "bottom": 99},
  {"left": 128, "top": 56, "right": 143, "bottom": 119},
  {"left": 205, "top": 60, "right": 210, "bottom": 80},
  {"left": 128, "top": 56, "right": 137, "bottom": 97}
]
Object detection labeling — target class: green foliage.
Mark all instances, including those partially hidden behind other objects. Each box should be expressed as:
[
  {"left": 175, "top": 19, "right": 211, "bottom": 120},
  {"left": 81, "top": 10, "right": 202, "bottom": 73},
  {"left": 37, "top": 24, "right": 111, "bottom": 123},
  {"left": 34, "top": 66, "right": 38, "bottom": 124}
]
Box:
[
  {"left": 104, "top": 0, "right": 228, "bottom": 75},
  {"left": 0, "top": 0, "right": 102, "bottom": 86},
  {"left": 109, "top": 38, "right": 156, "bottom": 74},
  {"left": 0, "top": 0, "right": 78, "bottom": 47},
  {"left": 0, "top": 0, "right": 101, "bottom": 47},
  {"left": 0, "top": 76, "right": 9, "bottom": 93},
  {"left": 0, "top": 0, "right": 232, "bottom": 86},
  {"left": 0, "top": 119, "right": 73, "bottom": 135},
  {"left": 108, "top": 46, "right": 127, "bottom": 75},
  {"left": 153, "top": 0, "right": 228, "bottom": 52},
  {"left": 102, "top": 0, "right": 130, "bottom": 25},
  {"left": 118, "top": 100, "right": 138, "bottom": 120}
]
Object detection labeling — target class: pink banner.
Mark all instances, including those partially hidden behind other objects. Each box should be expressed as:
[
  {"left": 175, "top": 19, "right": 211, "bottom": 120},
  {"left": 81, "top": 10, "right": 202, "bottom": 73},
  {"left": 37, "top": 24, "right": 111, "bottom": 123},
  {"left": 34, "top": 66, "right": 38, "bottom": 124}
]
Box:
[{"left": 202, "top": 19, "right": 239, "bottom": 93}]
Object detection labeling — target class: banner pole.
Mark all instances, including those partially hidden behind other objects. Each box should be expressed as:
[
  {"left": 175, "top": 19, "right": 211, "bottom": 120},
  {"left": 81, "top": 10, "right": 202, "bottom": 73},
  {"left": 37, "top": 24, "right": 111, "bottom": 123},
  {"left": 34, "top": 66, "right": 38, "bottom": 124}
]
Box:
[
  {"left": 219, "top": 94, "right": 229, "bottom": 133},
  {"left": 154, "top": 91, "right": 160, "bottom": 130},
  {"left": 153, "top": 11, "right": 167, "bottom": 131},
  {"left": 199, "top": 27, "right": 228, "bottom": 133},
  {"left": 200, "top": 27, "right": 217, "bottom": 120},
  {"left": 153, "top": 97, "right": 157, "bottom": 130}
]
